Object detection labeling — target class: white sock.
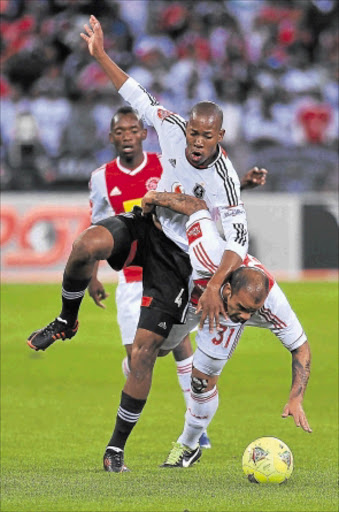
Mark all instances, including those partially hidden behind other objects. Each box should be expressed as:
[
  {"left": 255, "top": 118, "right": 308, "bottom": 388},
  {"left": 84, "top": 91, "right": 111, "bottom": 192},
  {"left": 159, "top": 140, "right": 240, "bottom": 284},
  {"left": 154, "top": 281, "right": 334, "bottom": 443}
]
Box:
[
  {"left": 122, "top": 356, "right": 130, "bottom": 378},
  {"left": 178, "top": 386, "right": 219, "bottom": 449},
  {"left": 176, "top": 356, "right": 193, "bottom": 408}
]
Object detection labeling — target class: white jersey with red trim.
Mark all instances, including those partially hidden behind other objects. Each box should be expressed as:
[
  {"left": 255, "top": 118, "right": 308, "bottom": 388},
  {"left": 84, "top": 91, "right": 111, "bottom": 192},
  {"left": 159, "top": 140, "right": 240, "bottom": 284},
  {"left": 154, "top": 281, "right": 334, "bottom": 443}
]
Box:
[
  {"left": 163, "top": 211, "right": 307, "bottom": 357},
  {"left": 89, "top": 152, "right": 163, "bottom": 345},
  {"left": 118, "top": 78, "right": 248, "bottom": 259}
]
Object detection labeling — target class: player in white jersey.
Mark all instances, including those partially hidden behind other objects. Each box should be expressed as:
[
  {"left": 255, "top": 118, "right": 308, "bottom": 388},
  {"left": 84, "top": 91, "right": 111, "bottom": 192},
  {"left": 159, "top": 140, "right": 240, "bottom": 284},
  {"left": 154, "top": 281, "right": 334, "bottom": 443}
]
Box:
[
  {"left": 138, "top": 192, "right": 312, "bottom": 467},
  {"left": 88, "top": 105, "right": 211, "bottom": 448},
  {"left": 80, "top": 15, "right": 251, "bottom": 333}
]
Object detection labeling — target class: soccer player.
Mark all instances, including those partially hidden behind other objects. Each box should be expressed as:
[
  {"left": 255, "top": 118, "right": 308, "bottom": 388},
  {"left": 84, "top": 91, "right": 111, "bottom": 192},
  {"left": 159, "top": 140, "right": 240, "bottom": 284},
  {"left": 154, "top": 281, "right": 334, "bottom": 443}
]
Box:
[
  {"left": 88, "top": 105, "right": 211, "bottom": 448},
  {"left": 139, "top": 192, "right": 312, "bottom": 468},
  {"left": 80, "top": 15, "right": 250, "bottom": 332}
]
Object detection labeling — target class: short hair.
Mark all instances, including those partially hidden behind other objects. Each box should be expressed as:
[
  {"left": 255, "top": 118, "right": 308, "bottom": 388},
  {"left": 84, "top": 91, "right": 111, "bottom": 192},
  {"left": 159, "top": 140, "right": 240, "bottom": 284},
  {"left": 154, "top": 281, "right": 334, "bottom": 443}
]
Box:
[
  {"left": 110, "top": 106, "right": 144, "bottom": 130},
  {"left": 229, "top": 267, "right": 269, "bottom": 304},
  {"left": 189, "top": 101, "right": 223, "bottom": 129}
]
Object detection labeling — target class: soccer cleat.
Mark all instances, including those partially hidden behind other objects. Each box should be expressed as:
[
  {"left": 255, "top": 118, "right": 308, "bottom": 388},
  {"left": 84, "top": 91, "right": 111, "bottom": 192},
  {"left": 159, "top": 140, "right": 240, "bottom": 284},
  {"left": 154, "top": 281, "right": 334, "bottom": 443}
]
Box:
[
  {"left": 27, "top": 318, "right": 79, "bottom": 351},
  {"left": 160, "top": 442, "right": 201, "bottom": 468},
  {"left": 103, "top": 447, "right": 130, "bottom": 473},
  {"left": 199, "top": 431, "right": 212, "bottom": 449}
]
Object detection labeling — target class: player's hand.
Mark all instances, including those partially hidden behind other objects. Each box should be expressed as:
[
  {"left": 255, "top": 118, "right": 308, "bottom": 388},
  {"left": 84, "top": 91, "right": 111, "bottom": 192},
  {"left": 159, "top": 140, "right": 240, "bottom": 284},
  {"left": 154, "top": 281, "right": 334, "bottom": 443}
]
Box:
[
  {"left": 196, "top": 285, "right": 227, "bottom": 332},
  {"left": 88, "top": 278, "right": 110, "bottom": 309},
  {"left": 141, "top": 191, "right": 156, "bottom": 215},
  {"left": 281, "top": 400, "right": 312, "bottom": 433},
  {"left": 241, "top": 167, "right": 268, "bottom": 190},
  {"left": 80, "top": 15, "right": 105, "bottom": 59}
]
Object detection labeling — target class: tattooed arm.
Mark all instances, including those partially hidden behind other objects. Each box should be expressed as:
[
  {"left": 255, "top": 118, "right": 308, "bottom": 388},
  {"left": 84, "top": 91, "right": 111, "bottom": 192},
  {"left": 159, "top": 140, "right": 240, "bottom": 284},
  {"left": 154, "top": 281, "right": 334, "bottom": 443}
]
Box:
[
  {"left": 282, "top": 341, "right": 312, "bottom": 432},
  {"left": 142, "top": 191, "right": 207, "bottom": 216}
]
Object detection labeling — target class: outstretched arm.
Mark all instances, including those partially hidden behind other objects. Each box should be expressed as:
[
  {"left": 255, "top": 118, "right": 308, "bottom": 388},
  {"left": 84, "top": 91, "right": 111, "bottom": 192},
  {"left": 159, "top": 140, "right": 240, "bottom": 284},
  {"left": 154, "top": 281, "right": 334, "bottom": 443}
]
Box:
[
  {"left": 240, "top": 167, "right": 268, "bottom": 190},
  {"left": 142, "top": 191, "right": 207, "bottom": 216},
  {"left": 80, "top": 15, "right": 128, "bottom": 90},
  {"left": 282, "top": 341, "right": 312, "bottom": 433}
]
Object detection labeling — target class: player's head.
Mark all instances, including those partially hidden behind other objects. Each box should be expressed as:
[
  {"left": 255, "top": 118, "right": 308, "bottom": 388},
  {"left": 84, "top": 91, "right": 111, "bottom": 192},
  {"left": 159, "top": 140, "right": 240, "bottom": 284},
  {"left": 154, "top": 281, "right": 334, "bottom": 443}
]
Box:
[
  {"left": 221, "top": 267, "right": 269, "bottom": 324},
  {"left": 185, "top": 101, "right": 225, "bottom": 168},
  {"left": 109, "top": 106, "right": 147, "bottom": 161}
]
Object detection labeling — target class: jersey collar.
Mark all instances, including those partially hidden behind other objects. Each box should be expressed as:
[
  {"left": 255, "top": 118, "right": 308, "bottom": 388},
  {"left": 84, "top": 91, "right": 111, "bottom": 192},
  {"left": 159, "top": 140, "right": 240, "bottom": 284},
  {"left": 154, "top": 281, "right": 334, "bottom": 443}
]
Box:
[{"left": 116, "top": 152, "right": 148, "bottom": 175}]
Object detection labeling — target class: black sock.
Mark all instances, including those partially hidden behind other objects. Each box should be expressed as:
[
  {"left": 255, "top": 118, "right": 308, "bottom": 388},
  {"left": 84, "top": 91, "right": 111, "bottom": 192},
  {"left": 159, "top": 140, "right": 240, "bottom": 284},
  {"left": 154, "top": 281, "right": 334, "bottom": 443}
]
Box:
[
  {"left": 107, "top": 391, "right": 147, "bottom": 450},
  {"left": 59, "top": 272, "right": 91, "bottom": 326}
]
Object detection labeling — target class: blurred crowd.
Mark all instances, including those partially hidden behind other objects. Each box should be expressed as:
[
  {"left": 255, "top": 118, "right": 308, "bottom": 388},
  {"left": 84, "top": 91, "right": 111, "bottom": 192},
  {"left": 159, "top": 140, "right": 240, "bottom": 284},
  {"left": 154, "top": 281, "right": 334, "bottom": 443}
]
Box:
[{"left": 1, "top": 0, "right": 338, "bottom": 191}]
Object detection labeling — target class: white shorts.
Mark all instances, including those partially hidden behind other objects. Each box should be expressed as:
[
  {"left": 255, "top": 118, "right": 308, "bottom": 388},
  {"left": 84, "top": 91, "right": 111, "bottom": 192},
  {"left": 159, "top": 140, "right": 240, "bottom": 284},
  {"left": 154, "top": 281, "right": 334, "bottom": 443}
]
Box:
[
  {"left": 193, "top": 347, "right": 227, "bottom": 376},
  {"left": 161, "top": 304, "right": 199, "bottom": 350},
  {"left": 115, "top": 280, "right": 142, "bottom": 345}
]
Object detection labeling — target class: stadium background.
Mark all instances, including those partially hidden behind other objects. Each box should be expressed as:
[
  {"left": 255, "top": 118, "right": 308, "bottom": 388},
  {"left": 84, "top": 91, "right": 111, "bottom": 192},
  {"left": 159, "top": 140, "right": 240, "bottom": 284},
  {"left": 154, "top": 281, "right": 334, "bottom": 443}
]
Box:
[
  {"left": 1, "top": 2, "right": 338, "bottom": 512},
  {"left": 1, "top": 0, "right": 338, "bottom": 282}
]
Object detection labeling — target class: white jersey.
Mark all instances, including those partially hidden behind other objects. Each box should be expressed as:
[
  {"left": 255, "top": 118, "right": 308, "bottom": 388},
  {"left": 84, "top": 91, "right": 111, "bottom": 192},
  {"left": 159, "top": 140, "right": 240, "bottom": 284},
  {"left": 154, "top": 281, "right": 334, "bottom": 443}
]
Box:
[
  {"left": 163, "top": 211, "right": 307, "bottom": 359},
  {"left": 119, "top": 78, "right": 248, "bottom": 258}
]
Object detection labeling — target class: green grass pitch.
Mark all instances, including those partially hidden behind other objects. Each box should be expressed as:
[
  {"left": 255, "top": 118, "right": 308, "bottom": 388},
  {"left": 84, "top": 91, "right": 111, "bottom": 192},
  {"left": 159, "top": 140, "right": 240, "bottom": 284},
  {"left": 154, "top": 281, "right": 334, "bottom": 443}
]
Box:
[{"left": 1, "top": 281, "right": 338, "bottom": 512}]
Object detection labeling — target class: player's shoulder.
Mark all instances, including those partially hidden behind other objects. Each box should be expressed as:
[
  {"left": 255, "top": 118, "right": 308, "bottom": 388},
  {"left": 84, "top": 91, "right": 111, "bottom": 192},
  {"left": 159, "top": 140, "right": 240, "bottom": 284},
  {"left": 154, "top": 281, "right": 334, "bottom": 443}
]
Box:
[{"left": 157, "top": 108, "right": 186, "bottom": 136}]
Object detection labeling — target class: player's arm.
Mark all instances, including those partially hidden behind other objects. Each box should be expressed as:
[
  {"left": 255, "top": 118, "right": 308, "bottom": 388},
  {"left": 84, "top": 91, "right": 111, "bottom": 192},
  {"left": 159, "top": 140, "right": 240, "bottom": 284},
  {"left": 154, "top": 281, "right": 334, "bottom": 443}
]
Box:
[
  {"left": 81, "top": 15, "right": 128, "bottom": 90},
  {"left": 197, "top": 204, "right": 248, "bottom": 331},
  {"left": 282, "top": 341, "right": 312, "bottom": 433},
  {"left": 142, "top": 191, "right": 207, "bottom": 216},
  {"left": 240, "top": 167, "right": 268, "bottom": 190}
]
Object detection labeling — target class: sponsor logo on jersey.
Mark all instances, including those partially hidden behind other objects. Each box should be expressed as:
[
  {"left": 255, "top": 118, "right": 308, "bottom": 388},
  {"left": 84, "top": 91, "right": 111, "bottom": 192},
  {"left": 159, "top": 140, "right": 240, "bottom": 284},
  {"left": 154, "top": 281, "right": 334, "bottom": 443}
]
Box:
[
  {"left": 110, "top": 186, "right": 122, "bottom": 196},
  {"left": 145, "top": 176, "right": 160, "bottom": 191},
  {"left": 172, "top": 182, "right": 184, "bottom": 194},
  {"left": 157, "top": 108, "right": 173, "bottom": 121},
  {"left": 193, "top": 183, "right": 205, "bottom": 199},
  {"left": 221, "top": 208, "right": 243, "bottom": 218},
  {"left": 169, "top": 158, "right": 176, "bottom": 168},
  {"left": 186, "top": 222, "right": 203, "bottom": 244}
]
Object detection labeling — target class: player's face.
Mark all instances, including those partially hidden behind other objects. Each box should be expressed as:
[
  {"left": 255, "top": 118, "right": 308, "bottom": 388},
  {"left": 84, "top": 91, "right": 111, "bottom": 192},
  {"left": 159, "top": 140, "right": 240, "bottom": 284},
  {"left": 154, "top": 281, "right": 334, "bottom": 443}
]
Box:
[
  {"left": 222, "top": 285, "right": 265, "bottom": 324},
  {"left": 109, "top": 114, "right": 147, "bottom": 160},
  {"left": 185, "top": 115, "right": 224, "bottom": 168}
]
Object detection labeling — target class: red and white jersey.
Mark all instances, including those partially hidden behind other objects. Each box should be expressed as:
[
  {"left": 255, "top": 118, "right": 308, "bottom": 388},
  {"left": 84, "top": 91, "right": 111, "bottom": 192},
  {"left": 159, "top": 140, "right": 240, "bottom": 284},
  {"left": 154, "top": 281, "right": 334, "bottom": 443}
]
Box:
[
  {"left": 118, "top": 78, "right": 248, "bottom": 259},
  {"left": 89, "top": 151, "right": 162, "bottom": 284},
  {"left": 163, "top": 211, "right": 307, "bottom": 357}
]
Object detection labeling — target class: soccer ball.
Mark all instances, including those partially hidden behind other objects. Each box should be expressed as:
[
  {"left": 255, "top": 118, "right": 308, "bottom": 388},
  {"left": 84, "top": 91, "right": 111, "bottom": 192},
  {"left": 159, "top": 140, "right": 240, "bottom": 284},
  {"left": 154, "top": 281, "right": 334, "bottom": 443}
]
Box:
[{"left": 242, "top": 436, "right": 293, "bottom": 484}]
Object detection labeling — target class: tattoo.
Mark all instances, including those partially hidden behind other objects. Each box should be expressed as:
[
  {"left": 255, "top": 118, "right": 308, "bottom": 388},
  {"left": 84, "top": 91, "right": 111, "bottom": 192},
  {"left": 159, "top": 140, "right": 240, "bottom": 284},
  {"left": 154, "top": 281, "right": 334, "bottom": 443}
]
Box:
[
  {"left": 291, "top": 348, "right": 311, "bottom": 399},
  {"left": 153, "top": 192, "right": 207, "bottom": 216}
]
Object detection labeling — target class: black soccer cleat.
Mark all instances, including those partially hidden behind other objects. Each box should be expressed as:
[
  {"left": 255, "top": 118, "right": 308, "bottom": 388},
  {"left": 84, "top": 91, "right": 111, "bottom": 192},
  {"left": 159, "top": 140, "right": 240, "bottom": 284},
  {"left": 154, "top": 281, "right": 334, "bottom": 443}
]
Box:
[
  {"left": 27, "top": 318, "right": 79, "bottom": 351},
  {"left": 160, "top": 442, "right": 202, "bottom": 468},
  {"left": 103, "top": 447, "right": 130, "bottom": 473}
]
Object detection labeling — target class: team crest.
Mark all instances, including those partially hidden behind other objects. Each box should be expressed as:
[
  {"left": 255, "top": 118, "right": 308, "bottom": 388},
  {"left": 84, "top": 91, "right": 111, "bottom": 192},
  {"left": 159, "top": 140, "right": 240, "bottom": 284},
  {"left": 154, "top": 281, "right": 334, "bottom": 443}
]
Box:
[
  {"left": 157, "top": 108, "right": 173, "bottom": 121},
  {"left": 146, "top": 177, "right": 160, "bottom": 191},
  {"left": 193, "top": 183, "right": 205, "bottom": 199}
]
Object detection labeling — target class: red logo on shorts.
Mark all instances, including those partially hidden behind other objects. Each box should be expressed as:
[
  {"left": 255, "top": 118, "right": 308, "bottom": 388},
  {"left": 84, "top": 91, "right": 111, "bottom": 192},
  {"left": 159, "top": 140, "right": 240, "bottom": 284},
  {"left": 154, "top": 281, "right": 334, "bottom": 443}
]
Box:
[
  {"left": 141, "top": 296, "right": 153, "bottom": 307},
  {"left": 146, "top": 177, "right": 160, "bottom": 191},
  {"left": 186, "top": 222, "right": 202, "bottom": 244}
]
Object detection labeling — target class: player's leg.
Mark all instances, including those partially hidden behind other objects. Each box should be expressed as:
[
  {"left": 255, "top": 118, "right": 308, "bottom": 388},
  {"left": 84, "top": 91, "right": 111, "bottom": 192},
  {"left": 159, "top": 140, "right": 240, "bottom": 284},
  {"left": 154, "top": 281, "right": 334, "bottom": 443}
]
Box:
[
  {"left": 172, "top": 335, "right": 212, "bottom": 449},
  {"left": 27, "top": 218, "right": 134, "bottom": 351},
  {"left": 103, "top": 326, "right": 167, "bottom": 473},
  {"left": 116, "top": 280, "right": 143, "bottom": 378},
  {"left": 161, "top": 347, "right": 226, "bottom": 468}
]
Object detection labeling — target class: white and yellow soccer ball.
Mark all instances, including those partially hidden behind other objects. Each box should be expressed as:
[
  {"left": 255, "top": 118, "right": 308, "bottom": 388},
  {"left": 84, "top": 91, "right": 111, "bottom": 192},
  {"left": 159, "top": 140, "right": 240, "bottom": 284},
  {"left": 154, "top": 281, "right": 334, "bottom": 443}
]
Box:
[{"left": 242, "top": 436, "right": 293, "bottom": 484}]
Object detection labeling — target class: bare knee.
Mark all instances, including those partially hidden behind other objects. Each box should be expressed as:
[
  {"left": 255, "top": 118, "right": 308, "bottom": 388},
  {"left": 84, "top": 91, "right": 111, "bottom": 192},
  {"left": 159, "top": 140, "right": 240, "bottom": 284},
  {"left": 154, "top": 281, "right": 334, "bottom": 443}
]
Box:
[
  {"left": 131, "top": 330, "right": 165, "bottom": 368},
  {"left": 72, "top": 226, "right": 113, "bottom": 264}
]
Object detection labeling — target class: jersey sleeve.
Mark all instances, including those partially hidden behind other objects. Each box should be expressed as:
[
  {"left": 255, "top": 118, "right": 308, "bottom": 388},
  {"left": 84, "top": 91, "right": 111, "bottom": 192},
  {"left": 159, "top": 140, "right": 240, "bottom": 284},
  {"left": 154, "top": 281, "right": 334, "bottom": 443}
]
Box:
[
  {"left": 118, "top": 78, "right": 186, "bottom": 148},
  {"left": 89, "top": 168, "right": 115, "bottom": 224},
  {"left": 218, "top": 205, "right": 249, "bottom": 261},
  {"left": 248, "top": 282, "right": 307, "bottom": 351}
]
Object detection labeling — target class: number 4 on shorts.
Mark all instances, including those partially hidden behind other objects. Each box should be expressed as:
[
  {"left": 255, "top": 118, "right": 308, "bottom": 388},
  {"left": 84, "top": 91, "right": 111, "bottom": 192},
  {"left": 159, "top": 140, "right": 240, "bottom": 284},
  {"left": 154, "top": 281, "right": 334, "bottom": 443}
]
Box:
[{"left": 174, "top": 288, "right": 184, "bottom": 308}]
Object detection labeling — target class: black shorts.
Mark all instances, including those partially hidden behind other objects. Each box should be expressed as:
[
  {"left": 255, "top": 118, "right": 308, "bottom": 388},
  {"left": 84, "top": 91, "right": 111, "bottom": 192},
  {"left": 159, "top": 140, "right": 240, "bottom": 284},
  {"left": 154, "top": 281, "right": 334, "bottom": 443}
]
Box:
[{"left": 95, "top": 208, "right": 192, "bottom": 337}]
